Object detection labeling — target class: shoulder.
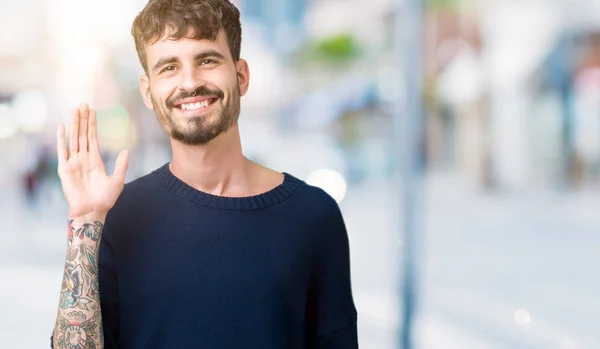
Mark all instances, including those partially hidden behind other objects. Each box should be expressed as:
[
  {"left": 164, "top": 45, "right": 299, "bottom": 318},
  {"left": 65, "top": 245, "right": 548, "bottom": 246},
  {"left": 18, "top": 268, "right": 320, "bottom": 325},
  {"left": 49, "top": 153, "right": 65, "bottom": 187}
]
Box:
[
  {"left": 104, "top": 165, "right": 165, "bottom": 225},
  {"left": 115, "top": 163, "right": 169, "bottom": 205},
  {"left": 111, "top": 173, "right": 154, "bottom": 210},
  {"left": 285, "top": 175, "right": 351, "bottom": 259},
  {"left": 284, "top": 172, "right": 343, "bottom": 223}
]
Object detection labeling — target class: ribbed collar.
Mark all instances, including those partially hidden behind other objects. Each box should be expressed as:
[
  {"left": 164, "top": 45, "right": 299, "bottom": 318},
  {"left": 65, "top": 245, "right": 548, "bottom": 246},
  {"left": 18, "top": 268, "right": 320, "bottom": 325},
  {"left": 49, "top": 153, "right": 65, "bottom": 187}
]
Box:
[{"left": 155, "top": 163, "right": 301, "bottom": 211}]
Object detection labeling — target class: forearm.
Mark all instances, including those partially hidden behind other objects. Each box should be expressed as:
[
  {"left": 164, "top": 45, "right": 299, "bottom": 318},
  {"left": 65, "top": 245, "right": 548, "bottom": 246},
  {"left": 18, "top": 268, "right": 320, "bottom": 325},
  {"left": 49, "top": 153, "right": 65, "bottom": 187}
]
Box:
[{"left": 53, "top": 214, "right": 106, "bottom": 349}]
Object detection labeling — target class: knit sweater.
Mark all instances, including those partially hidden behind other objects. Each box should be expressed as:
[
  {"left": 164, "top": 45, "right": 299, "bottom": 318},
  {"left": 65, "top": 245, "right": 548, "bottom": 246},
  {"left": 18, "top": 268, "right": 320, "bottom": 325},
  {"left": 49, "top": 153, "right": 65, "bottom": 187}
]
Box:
[{"left": 54, "top": 163, "right": 358, "bottom": 349}]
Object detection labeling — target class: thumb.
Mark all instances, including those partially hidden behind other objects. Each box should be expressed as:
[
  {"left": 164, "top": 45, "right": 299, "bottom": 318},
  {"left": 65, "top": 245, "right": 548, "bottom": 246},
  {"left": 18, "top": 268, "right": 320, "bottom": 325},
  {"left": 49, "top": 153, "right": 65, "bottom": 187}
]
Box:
[{"left": 111, "top": 149, "right": 129, "bottom": 183}]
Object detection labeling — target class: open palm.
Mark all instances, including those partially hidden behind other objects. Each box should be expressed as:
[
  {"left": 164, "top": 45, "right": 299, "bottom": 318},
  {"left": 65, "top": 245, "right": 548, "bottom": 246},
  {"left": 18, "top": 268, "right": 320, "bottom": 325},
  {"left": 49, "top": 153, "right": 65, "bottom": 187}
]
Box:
[{"left": 57, "top": 104, "right": 129, "bottom": 218}]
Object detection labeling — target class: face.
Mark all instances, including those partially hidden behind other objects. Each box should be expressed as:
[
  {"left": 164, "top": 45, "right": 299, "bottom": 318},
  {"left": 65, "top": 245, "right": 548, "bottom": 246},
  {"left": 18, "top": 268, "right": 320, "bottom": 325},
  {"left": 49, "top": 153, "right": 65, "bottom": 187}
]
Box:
[{"left": 140, "top": 29, "right": 249, "bottom": 145}]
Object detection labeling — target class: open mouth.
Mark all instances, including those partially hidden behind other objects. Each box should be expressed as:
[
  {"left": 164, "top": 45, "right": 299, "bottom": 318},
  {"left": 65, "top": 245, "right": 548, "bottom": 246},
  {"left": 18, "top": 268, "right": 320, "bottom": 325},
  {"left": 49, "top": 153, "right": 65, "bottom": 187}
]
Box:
[{"left": 174, "top": 97, "right": 219, "bottom": 113}]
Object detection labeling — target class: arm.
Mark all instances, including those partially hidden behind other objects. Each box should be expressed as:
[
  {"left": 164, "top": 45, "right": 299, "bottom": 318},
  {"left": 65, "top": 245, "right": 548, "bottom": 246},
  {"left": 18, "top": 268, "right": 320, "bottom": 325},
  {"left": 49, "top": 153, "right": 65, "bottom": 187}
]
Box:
[
  {"left": 54, "top": 215, "right": 106, "bottom": 349},
  {"left": 308, "top": 199, "right": 359, "bottom": 348},
  {"left": 52, "top": 104, "right": 128, "bottom": 348}
]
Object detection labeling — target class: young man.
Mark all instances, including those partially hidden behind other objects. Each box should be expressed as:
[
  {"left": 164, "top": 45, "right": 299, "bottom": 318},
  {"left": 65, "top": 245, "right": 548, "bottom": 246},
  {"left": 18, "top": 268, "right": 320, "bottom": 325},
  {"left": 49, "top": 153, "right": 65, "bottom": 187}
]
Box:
[{"left": 51, "top": 0, "right": 358, "bottom": 348}]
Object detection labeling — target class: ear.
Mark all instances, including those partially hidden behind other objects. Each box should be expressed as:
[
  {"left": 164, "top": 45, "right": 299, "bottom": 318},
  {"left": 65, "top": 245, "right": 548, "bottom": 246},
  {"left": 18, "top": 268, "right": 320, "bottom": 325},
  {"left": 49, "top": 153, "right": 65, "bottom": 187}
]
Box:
[
  {"left": 236, "top": 59, "right": 250, "bottom": 96},
  {"left": 140, "top": 75, "right": 155, "bottom": 110}
]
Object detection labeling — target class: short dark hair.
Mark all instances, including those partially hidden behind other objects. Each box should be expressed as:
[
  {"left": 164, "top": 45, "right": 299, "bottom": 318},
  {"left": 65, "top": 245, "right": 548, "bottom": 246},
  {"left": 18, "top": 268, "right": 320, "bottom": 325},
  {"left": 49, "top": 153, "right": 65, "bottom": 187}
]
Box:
[{"left": 131, "top": 0, "right": 242, "bottom": 73}]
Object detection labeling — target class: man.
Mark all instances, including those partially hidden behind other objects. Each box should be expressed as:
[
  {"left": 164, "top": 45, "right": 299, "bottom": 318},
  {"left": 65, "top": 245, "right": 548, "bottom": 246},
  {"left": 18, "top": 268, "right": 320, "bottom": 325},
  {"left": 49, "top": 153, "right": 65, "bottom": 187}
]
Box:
[{"left": 51, "top": 0, "right": 358, "bottom": 348}]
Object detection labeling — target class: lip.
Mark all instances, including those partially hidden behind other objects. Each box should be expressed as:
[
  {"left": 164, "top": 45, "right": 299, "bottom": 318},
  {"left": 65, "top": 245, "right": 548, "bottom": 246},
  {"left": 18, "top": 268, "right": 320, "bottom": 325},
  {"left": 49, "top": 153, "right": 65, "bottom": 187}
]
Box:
[
  {"left": 173, "top": 97, "right": 219, "bottom": 114},
  {"left": 173, "top": 96, "right": 214, "bottom": 107}
]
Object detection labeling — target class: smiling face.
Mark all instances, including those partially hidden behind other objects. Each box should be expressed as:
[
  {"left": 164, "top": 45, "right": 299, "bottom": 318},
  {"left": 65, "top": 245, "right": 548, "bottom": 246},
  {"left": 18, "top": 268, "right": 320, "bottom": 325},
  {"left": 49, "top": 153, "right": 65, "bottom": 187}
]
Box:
[{"left": 140, "top": 28, "right": 249, "bottom": 145}]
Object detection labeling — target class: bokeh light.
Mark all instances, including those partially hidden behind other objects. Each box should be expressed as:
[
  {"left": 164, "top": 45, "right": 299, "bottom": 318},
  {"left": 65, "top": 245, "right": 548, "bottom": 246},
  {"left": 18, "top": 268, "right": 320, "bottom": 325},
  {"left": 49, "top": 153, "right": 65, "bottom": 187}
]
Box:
[
  {"left": 514, "top": 309, "right": 532, "bottom": 325},
  {"left": 97, "top": 105, "right": 135, "bottom": 152},
  {"left": 12, "top": 90, "right": 48, "bottom": 134},
  {"left": 0, "top": 104, "right": 18, "bottom": 139},
  {"left": 306, "top": 168, "right": 348, "bottom": 203}
]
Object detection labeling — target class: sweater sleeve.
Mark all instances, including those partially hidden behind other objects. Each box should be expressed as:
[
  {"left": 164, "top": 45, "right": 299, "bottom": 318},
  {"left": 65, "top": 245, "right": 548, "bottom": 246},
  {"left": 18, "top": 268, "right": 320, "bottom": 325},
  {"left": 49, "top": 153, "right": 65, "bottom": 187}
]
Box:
[
  {"left": 307, "top": 198, "right": 359, "bottom": 348},
  {"left": 98, "top": 213, "right": 121, "bottom": 349}
]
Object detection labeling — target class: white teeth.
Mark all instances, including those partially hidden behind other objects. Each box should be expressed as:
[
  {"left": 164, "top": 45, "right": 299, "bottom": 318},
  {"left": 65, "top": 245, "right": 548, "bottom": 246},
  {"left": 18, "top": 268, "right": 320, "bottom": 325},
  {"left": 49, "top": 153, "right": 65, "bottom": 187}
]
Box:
[{"left": 181, "top": 100, "right": 210, "bottom": 110}]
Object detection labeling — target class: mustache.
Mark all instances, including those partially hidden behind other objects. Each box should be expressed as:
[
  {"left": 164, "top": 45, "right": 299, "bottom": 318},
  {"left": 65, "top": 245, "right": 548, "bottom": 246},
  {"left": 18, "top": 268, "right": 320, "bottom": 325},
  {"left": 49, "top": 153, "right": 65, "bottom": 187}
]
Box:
[{"left": 167, "top": 86, "right": 225, "bottom": 108}]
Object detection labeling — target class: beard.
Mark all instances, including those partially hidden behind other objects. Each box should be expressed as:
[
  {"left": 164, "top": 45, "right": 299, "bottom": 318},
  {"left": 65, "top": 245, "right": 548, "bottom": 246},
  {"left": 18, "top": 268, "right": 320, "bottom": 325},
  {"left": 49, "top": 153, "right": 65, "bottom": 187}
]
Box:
[{"left": 151, "top": 85, "right": 240, "bottom": 145}]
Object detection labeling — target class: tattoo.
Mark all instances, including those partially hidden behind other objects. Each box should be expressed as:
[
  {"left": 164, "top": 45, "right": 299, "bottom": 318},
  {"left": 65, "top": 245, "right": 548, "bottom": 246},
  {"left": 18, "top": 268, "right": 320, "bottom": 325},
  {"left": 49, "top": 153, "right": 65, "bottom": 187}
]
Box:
[
  {"left": 60, "top": 260, "right": 83, "bottom": 309},
  {"left": 68, "top": 220, "right": 103, "bottom": 243},
  {"left": 67, "top": 220, "right": 75, "bottom": 247},
  {"left": 55, "top": 220, "right": 104, "bottom": 348},
  {"left": 55, "top": 311, "right": 100, "bottom": 349},
  {"left": 66, "top": 311, "right": 87, "bottom": 321},
  {"left": 82, "top": 246, "right": 100, "bottom": 298}
]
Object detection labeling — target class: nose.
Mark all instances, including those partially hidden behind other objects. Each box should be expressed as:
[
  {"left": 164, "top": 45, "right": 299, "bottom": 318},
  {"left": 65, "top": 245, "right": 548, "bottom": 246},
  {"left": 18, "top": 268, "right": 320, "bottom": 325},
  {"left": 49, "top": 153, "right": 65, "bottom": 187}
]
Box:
[{"left": 178, "top": 64, "right": 204, "bottom": 93}]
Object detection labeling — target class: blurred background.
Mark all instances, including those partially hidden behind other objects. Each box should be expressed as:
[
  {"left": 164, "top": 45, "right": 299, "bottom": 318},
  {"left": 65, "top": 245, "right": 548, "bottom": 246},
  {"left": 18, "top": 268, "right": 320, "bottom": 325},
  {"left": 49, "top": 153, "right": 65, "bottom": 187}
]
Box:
[{"left": 1, "top": 0, "right": 600, "bottom": 348}]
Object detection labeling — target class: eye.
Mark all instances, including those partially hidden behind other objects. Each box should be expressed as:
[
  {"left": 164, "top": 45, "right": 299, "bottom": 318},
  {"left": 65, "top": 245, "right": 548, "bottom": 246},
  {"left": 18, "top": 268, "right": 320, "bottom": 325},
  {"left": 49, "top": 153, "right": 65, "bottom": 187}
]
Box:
[
  {"left": 200, "top": 59, "right": 216, "bottom": 65},
  {"left": 160, "top": 65, "right": 177, "bottom": 74}
]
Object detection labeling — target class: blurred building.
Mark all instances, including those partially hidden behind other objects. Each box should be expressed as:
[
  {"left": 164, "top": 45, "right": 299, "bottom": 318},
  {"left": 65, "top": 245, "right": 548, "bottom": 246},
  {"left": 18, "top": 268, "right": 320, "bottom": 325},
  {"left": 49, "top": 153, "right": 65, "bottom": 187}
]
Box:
[{"left": 240, "top": 0, "right": 307, "bottom": 55}]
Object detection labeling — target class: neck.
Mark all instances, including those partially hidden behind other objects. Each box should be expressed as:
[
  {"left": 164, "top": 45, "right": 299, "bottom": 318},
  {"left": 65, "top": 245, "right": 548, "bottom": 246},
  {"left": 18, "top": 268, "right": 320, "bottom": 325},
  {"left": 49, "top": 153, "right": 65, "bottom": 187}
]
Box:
[{"left": 169, "top": 123, "right": 252, "bottom": 197}]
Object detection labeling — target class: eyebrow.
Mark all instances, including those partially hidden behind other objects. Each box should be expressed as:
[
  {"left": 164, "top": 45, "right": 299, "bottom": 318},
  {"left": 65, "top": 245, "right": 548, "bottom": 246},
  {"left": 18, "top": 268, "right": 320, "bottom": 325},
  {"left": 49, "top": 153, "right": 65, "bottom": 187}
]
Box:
[
  {"left": 195, "top": 50, "right": 226, "bottom": 62},
  {"left": 151, "top": 50, "right": 227, "bottom": 73},
  {"left": 152, "top": 56, "right": 179, "bottom": 73}
]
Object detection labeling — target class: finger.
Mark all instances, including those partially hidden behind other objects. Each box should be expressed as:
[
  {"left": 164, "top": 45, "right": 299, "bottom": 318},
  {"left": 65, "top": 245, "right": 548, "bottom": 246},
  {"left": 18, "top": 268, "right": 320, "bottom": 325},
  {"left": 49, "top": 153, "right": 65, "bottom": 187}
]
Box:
[
  {"left": 79, "top": 103, "right": 89, "bottom": 152},
  {"left": 69, "top": 108, "right": 80, "bottom": 155},
  {"left": 56, "top": 124, "right": 68, "bottom": 162},
  {"left": 111, "top": 149, "right": 129, "bottom": 183},
  {"left": 88, "top": 110, "right": 100, "bottom": 154}
]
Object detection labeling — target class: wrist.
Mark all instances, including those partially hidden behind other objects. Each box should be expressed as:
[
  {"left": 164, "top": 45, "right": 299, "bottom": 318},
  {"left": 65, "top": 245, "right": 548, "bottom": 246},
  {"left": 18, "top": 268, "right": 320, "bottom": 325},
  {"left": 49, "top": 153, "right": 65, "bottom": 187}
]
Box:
[
  {"left": 67, "top": 214, "right": 106, "bottom": 246},
  {"left": 68, "top": 211, "right": 108, "bottom": 223}
]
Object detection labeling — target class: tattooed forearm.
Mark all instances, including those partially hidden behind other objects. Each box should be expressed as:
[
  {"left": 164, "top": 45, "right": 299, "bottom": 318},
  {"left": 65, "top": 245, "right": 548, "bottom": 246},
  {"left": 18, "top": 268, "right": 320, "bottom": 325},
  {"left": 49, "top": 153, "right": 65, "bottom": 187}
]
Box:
[
  {"left": 68, "top": 219, "right": 103, "bottom": 245},
  {"left": 55, "top": 311, "right": 102, "bottom": 349},
  {"left": 54, "top": 219, "right": 104, "bottom": 349}
]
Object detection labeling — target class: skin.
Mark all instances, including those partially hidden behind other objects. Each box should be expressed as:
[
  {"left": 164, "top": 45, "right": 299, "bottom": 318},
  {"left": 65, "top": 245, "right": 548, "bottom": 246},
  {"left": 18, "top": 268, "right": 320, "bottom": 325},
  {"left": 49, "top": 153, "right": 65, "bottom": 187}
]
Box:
[
  {"left": 53, "top": 27, "right": 283, "bottom": 347},
  {"left": 140, "top": 28, "right": 284, "bottom": 196}
]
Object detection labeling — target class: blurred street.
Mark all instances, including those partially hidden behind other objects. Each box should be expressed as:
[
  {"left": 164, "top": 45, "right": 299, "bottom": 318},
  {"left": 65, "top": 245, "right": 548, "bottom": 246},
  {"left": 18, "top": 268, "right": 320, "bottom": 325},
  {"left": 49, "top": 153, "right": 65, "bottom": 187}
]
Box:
[
  {"left": 3, "top": 0, "right": 600, "bottom": 347},
  {"left": 1, "top": 171, "right": 599, "bottom": 348}
]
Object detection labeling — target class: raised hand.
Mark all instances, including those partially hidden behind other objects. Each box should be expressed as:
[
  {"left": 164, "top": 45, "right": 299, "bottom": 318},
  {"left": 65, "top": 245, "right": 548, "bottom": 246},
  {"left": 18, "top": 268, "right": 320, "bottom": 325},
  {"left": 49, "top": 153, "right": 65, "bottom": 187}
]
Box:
[
  {"left": 56, "top": 103, "right": 129, "bottom": 218},
  {"left": 53, "top": 103, "right": 127, "bottom": 349}
]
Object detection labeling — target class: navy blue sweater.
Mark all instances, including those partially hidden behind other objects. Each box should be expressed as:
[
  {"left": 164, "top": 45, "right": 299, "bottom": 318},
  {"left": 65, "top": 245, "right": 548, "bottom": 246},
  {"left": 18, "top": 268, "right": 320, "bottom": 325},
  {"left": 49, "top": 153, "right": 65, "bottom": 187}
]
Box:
[{"left": 54, "top": 163, "right": 358, "bottom": 348}]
